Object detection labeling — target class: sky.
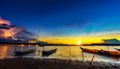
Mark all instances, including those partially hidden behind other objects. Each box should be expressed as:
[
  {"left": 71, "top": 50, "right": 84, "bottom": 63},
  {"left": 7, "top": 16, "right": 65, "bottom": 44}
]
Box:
[{"left": 0, "top": 0, "right": 120, "bottom": 44}]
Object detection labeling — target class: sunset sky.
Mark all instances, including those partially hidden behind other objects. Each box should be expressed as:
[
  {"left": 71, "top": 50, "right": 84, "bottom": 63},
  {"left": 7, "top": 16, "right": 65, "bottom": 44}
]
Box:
[{"left": 0, "top": 0, "right": 120, "bottom": 44}]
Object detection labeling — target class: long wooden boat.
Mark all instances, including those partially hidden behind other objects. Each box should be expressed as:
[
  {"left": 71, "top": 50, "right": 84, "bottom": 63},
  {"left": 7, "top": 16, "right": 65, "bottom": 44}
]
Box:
[
  {"left": 15, "top": 49, "right": 35, "bottom": 56},
  {"left": 80, "top": 47, "right": 120, "bottom": 58},
  {"left": 114, "top": 48, "right": 120, "bottom": 51},
  {"left": 42, "top": 48, "right": 57, "bottom": 57}
]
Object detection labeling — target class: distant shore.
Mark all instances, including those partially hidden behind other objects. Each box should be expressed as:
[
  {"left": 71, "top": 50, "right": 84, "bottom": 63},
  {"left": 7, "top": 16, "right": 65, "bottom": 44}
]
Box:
[
  {"left": 1, "top": 43, "right": 120, "bottom": 46},
  {"left": 0, "top": 58, "right": 120, "bottom": 69}
]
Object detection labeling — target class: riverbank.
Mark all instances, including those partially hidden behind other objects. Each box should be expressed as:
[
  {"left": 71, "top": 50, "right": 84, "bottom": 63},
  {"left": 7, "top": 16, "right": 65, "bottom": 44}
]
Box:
[{"left": 0, "top": 58, "right": 119, "bottom": 69}]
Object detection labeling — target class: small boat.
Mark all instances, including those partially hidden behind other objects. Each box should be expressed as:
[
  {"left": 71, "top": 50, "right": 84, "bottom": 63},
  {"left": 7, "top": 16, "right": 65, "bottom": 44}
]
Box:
[
  {"left": 42, "top": 48, "right": 57, "bottom": 57},
  {"left": 15, "top": 49, "right": 35, "bottom": 56},
  {"left": 114, "top": 48, "right": 120, "bottom": 51},
  {"left": 80, "top": 47, "right": 120, "bottom": 58}
]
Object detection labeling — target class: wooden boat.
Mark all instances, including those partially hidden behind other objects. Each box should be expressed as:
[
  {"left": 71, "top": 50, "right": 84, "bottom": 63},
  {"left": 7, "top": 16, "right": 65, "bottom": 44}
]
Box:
[
  {"left": 15, "top": 49, "right": 35, "bottom": 56},
  {"left": 80, "top": 47, "right": 120, "bottom": 58},
  {"left": 114, "top": 48, "right": 120, "bottom": 51},
  {"left": 42, "top": 48, "right": 57, "bottom": 57}
]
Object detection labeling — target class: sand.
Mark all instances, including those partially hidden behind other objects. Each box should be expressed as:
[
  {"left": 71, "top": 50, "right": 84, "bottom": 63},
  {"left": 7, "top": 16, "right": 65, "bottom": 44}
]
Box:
[{"left": 0, "top": 58, "right": 119, "bottom": 69}]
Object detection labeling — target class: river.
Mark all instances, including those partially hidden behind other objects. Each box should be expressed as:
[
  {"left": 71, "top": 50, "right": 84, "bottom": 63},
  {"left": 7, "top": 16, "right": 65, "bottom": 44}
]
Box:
[{"left": 0, "top": 44, "right": 120, "bottom": 62}]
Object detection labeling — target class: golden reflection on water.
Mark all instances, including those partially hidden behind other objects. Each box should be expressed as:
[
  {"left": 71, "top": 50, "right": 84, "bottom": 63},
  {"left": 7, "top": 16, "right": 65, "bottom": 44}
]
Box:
[
  {"left": 0, "top": 45, "right": 8, "bottom": 58},
  {"left": 0, "top": 44, "right": 120, "bottom": 62},
  {"left": 41, "top": 46, "right": 120, "bottom": 62}
]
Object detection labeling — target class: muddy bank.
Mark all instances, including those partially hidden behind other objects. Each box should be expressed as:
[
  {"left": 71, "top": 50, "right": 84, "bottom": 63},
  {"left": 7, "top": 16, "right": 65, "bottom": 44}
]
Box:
[{"left": 0, "top": 58, "right": 119, "bottom": 69}]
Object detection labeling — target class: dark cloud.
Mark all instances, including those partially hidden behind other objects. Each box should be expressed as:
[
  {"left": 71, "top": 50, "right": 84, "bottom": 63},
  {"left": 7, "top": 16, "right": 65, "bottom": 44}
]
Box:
[
  {"left": 0, "top": 26, "right": 10, "bottom": 29},
  {"left": 0, "top": 24, "right": 16, "bottom": 29}
]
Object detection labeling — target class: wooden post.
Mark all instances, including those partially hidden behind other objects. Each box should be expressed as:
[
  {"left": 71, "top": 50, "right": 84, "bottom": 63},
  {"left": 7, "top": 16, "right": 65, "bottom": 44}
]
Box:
[
  {"left": 81, "top": 50, "right": 84, "bottom": 61},
  {"left": 21, "top": 44, "right": 24, "bottom": 51},
  {"left": 35, "top": 45, "right": 38, "bottom": 56},
  {"left": 107, "top": 46, "right": 109, "bottom": 51},
  {"left": 69, "top": 46, "right": 71, "bottom": 59},
  {"left": 13, "top": 46, "right": 17, "bottom": 56},
  {"left": 91, "top": 55, "right": 95, "bottom": 64}
]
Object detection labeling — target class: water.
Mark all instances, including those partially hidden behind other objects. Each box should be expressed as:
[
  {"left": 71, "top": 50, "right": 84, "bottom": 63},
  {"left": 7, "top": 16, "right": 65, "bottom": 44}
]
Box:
[{"left": 0, "top": 44, "right": 120, "bottom": 62}]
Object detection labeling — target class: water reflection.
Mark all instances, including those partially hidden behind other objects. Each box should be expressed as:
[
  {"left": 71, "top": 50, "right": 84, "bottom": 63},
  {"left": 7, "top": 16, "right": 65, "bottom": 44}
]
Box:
[
  {"left": 0, "top": 46, "right": 8, "bottom": 58},
  {"left": 0, "top": 44, "right": 120, "bottom": 62}
]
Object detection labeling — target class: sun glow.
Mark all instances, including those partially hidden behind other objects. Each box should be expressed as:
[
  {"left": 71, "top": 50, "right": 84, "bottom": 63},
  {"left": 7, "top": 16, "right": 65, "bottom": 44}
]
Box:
[
  {"left": 77, "top": 40, "right": 82, "bottom": 45},
  {"left": 4, "top": 32, "right": 12, "bottom": 39}
]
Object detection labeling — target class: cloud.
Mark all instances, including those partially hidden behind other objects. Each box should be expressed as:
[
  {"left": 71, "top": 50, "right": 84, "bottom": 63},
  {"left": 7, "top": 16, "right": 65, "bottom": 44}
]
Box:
[
  {"left": 0, "top": 24, "right": 16, "bottom": 29},
  {"left": 0, "top": 17, "right": 35, "bottom": 41}
]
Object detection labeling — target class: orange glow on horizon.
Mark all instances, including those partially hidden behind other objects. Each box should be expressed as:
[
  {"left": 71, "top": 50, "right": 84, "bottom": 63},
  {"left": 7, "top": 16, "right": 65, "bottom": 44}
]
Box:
[
  {"left": 38, "top": 35, "right": 120, "bottom": 44},
  {"left": 38, "top": 37, "right": 102, "bottom": 44}
]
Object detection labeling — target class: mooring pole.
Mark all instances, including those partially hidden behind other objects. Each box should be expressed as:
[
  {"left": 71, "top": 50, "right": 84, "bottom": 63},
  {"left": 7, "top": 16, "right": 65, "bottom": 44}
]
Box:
[
  {"left": 107, "top": 46, "right": 109, "bottom": 51},
  {"left": 69, "top": 46, "right": 71, "bottom": 59},
  {"left": 81, "top": 50, "right": 84, "bottom": 61},
  {"left": 91, "top": 55, "right": 95, "bottom": 64}
]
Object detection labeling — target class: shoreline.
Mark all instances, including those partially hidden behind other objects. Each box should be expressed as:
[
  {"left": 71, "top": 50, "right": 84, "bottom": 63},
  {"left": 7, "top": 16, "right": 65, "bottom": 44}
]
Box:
[{"left": 0, "top": 58, "right": 120, "bottom": 69}]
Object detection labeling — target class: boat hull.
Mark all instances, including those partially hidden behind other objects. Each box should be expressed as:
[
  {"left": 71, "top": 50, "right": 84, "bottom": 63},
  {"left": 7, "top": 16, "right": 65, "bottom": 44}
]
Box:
[
  {"left": 80, "top": 47, "right": 120, "bottom": 58},
  {"left": 15, "top": 49, "right": 35, "bottom": 56},
  {"left": 114, "top": 48, "right": 120, "bottom": 51},
  {"left": 42, "top": 48, "right": 57, "bottom": 57}
]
